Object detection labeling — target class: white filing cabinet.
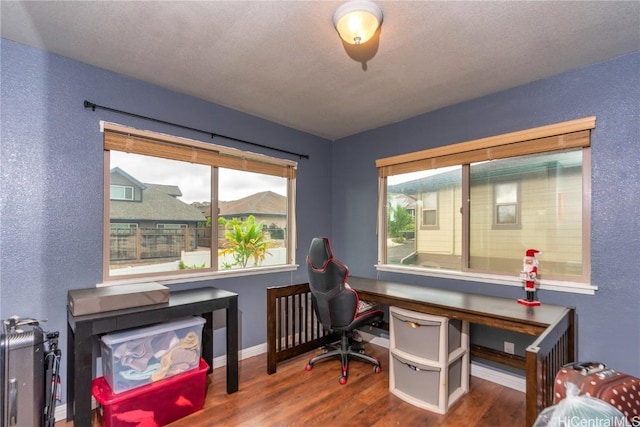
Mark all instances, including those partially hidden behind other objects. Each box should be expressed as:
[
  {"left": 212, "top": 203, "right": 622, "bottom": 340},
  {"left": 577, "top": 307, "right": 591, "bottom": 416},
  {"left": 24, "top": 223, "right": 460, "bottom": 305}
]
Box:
[{"left": 389, "top": 306, "right": 469, "bottom": 414}]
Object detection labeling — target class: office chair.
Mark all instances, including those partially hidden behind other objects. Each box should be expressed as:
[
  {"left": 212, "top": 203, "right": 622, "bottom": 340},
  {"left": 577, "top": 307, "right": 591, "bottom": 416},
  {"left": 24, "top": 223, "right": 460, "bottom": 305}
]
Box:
[{"left": 305, "top": 236, "right": 383, "bottom": 384}]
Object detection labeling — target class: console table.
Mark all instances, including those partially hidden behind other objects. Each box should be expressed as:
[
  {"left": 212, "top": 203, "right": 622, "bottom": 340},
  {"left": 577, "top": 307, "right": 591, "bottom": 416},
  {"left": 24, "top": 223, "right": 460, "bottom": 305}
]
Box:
[
  {"left": 67, "top": 286, "right": 238, "bottom": 426},
  {"left": 266, "top": 277, "right": 574, "bottom": 426}
]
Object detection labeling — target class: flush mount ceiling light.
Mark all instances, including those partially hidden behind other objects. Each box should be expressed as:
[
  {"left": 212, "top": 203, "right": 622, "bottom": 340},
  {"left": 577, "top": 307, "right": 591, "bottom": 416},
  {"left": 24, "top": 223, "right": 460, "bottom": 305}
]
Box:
[{"left": 333, "top": 0, "right": 383, "bottom": 45}]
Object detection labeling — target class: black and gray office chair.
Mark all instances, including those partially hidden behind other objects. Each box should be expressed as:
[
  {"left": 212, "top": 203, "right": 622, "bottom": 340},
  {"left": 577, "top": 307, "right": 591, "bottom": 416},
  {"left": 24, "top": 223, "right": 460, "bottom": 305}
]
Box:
[{"left": 305, "top": 236, "right": 383, "bottom": 384}]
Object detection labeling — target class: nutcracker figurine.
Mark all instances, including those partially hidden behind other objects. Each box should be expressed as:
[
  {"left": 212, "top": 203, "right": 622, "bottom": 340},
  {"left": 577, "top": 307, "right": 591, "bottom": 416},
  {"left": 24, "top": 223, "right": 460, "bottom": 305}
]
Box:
[{"left": 518, "top": 249, "right": 541, "bottom": 306}]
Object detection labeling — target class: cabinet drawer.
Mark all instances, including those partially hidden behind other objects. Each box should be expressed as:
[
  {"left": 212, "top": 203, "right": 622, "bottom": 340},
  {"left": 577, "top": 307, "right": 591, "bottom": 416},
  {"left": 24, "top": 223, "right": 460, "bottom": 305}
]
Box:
[
  {"left": 390, "top": 307, "right": 444, "bottom": 360},
  {"left": 390, "top": 350, "right": 469, "bottom": 414}
]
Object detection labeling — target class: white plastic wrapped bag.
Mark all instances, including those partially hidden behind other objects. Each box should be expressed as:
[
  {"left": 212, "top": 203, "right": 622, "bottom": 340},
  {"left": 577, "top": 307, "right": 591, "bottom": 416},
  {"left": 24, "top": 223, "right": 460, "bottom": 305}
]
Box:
[{"left": 534, "top": 382, "right": 631, "bottom": 427}]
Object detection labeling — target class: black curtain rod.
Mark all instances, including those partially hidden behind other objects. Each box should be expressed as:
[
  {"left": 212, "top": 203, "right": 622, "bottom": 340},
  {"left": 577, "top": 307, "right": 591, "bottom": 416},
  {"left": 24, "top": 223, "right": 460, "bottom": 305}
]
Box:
[{"left": 84, "top": 100, "right": 309, "bottom": 159}]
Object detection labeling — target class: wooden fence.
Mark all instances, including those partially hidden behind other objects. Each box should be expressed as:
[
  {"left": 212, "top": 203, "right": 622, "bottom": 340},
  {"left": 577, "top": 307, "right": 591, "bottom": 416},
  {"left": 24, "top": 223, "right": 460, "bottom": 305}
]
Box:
[{"left": 110, "top": 228, "right": 198, "bottom": 262}]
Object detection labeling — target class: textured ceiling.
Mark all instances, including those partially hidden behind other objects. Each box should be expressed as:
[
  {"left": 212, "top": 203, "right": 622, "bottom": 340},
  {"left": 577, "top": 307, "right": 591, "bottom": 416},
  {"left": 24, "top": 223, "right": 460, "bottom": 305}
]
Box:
[{"left": 2, "top": 1, "right": 639, "bottom": 140}]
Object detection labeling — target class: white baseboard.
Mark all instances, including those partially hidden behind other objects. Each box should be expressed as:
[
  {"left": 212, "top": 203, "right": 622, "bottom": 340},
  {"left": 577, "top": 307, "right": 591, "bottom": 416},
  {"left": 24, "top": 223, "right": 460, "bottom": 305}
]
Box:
[
  {"left": 210, "top": 342, "right": 267, "bottom": 369},
  {"left": 55, "top": 404, "right": 67, "bottom": 423},
  {"left": 56, "top": 339, "right": 524, "bottom": 421},
  {"left": 470, "top": 362, "right": 525, "bottom": 392}
]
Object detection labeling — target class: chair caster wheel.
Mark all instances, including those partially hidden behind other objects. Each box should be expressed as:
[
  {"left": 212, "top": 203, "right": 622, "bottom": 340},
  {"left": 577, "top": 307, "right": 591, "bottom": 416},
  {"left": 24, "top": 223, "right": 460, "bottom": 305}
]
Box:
[
  {"left": 374, "top": 365, "right": 381, "bottom": 374},
  {"left": 305, "top": 364, "right": 313, "bottom": 371},
  {"left": 339, "top": 376, "right": 347, "bottom": 385}
]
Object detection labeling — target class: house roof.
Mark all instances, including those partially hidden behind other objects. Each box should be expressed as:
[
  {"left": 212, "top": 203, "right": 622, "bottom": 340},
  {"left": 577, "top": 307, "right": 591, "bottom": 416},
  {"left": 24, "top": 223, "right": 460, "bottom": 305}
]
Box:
[
  {"left": 111, "top": 183, "right": 205, "bottom": 222},
  {"left": 110, "top": 166, "right": 146, "bottom": 190},
  {"left": 150, "top": 183, "right": 182, "bottom": 198},
  {"left": 218, "top": 191, "right": 286, "bottom": 218},
  {"left": 389, "top": 151, "right": 581, "bottom": 195},
  {"left": 389, "top": 194, "right": 416, "bottom": 209}
]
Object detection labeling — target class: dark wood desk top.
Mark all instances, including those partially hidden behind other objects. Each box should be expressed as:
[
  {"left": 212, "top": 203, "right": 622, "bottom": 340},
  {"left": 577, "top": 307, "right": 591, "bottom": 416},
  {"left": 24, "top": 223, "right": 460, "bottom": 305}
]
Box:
[
  {"left": 67, "top": 287, "right": 238, "bottom": 336},
  {"left": 68, "top": 287, "right": 237, "bottom": 322},
  {"left": 348, "top": 276, "right": 572, "bottom": 335}
]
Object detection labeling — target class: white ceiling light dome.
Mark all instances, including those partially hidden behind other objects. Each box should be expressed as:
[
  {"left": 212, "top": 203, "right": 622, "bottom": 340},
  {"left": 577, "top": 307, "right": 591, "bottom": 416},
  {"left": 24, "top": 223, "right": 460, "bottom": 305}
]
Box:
[{"left": 333, "top": 0, "right": 383, "bottom": 45}]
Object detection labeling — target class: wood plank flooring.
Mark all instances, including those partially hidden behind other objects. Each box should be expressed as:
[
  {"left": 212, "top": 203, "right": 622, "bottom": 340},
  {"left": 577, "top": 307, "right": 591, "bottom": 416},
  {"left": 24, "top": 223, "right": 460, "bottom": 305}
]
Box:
[{"left": 58, "top": 344, "right": 525, "bottom": 426}]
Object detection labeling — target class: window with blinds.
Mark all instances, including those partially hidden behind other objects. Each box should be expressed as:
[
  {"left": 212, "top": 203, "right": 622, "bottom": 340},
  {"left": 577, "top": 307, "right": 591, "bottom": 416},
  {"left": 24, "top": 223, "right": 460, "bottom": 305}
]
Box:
[
  {"left": 102, "top": 122, "right": 297, "bottom": 282},
  {"left": 377, "top": 117, "right": 595, "bottom": 285}
]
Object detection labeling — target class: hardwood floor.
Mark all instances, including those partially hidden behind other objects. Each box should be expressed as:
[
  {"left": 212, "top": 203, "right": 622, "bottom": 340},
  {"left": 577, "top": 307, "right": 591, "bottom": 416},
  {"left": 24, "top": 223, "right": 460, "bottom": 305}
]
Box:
[{"left": 58, "top": 344, "right": 525, "bottom": 426}]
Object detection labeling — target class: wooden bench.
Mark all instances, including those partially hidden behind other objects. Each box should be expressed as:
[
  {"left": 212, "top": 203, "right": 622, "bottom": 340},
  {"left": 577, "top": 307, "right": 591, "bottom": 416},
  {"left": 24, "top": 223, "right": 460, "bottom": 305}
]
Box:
[{"left": 266, "top": 277, "right": 575, "bottom": 426}]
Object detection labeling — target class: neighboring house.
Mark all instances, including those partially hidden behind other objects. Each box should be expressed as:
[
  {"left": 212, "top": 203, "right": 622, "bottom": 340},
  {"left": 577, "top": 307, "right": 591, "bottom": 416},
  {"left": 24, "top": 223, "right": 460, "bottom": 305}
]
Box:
[
  {"left": 110, "top": 167, "right": 205, "bottom": 229},
  {"left": 200, "top": 190, "right": 287, "bottom": 247},
  {"left": 216, "top": 191, "right": 287, "bottom": 230},
  {"left": 389, "top": 194, "right": 416, "bottom": 218},
  {"left": 388, "top": 152, "right": 582, "bottom": 277},
  {"left": 109, "top": 167, "right": 206, "bottom": 262}
]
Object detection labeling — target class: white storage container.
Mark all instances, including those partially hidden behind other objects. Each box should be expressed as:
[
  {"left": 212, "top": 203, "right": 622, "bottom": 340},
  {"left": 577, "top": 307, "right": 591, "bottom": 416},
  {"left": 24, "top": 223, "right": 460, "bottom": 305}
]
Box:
[
  {"left": 390, "top": 306, "right": 466, "bottom": 362},
  {"left": 389, "top": 306, "right": 470, "bottom": 414},
  {"left": 390, "top": 352, "right": 442, "bottom": 408},
  {"left": 390, "top": 350, "right": 468, "bottom": 414},
  {"left": 100, "top": 316, "right": 205, "bottom": 394}
]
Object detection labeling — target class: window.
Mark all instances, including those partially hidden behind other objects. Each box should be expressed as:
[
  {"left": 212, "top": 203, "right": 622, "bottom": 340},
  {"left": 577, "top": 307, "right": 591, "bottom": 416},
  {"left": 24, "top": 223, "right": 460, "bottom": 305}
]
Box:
[
  {"left": 386, "top": 166, "right": 461, "bottom": 269},
  {"left": 110, "top": 223, "right": 138, "bottom": 229},
  {"left": 493, "top": 182, "right": 519, "bottom": 226},
  {"left": 376, "top": 117, "right": 595, "bottom": 287},
  {"left": 110, "top": 184, "right": 134, "bottom": 200},
  {"left": 103, "top": 122, "right": 297, "bottom": 282},
  {"left": 421, "top": 192, "right": 438, "bottom": 227}
]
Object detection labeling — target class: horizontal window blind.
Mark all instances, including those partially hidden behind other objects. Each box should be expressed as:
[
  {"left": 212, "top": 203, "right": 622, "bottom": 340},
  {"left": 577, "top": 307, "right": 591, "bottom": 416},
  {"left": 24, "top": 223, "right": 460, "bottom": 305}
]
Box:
[
  {"left": 376, "top": 116, "right": 595, "bottom": 177},
  {"left": 102, "top": 122, "right": 297, "bottom": 179}
]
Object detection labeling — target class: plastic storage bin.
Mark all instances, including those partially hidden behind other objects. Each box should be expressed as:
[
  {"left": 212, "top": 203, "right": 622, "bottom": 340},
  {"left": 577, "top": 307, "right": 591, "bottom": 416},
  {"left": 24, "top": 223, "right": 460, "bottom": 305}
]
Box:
[
  {"left": 101, "top": 316, "right": 205, "bottom": 393},
  {"left": 390, "top": 307, "right": 465, "bottom": 361},
  {"left": 389, "top": 306, "right": 469, "bottom": 414},
  {"left": 390, "top": 350, "right": 468, "bottom": 414},
  {"left": 93, "top": 358, "right": 209, "bottom": 427},
  {"left": 391, "top": 352, "right": 442, "bottom": 407}
]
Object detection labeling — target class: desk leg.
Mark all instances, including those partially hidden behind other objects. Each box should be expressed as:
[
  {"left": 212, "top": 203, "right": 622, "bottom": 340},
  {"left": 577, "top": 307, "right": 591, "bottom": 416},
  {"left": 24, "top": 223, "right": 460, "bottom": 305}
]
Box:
[
  {"left": 69, "top": 324, "right": 94, "bottom": 427},
  {"left": 202, "top": 312, "right": 214, "bottom": 374},
  {"left": 66, "top": 321, "right": 75, "bottom": 421},
  {"left": 226, "top": 296, "right": 239, "bottom": 393}
]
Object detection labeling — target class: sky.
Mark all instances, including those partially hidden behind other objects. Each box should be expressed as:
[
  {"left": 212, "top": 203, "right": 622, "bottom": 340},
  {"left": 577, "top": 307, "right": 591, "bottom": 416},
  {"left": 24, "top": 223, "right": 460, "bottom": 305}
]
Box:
[
  {"left": 387, "top": 165, "right": 461, "bottom": 185},
  {"left": 110, "top": 151, "right": 287, "bottom": 203}
]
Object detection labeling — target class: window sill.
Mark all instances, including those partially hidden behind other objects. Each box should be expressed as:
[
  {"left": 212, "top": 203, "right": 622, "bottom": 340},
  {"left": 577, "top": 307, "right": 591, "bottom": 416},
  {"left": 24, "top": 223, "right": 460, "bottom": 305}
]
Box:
[
  {"left": 98, "top": 264, "right": 299, "bottom": 288},
  {"left": 375, "top": 264, "right": 596, "bottom": 295}
]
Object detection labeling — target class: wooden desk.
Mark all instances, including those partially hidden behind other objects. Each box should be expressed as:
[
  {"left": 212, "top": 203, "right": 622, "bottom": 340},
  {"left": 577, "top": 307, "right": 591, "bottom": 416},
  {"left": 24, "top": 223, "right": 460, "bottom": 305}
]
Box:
[
  {"left": 348, "top": 276, "right": 569, "bottom": 335},
  {"left": 67, "top": 287, "right": 238, "bottom": 427},
  {"left": 266, "top": 277, "right": 575, "bottom": 426}
]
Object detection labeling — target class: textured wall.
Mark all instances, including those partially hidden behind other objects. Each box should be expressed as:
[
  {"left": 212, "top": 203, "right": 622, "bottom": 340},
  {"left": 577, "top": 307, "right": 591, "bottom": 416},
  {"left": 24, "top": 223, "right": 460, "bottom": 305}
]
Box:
[
  {"left": 1, "top": 37, "right": 638, "bottom": 411},
  {"left": 0, "top": 38, "right": 333, "bottom": 404},
  {"left": 332, "top": 51, "right": 640, "bottom": 376}
]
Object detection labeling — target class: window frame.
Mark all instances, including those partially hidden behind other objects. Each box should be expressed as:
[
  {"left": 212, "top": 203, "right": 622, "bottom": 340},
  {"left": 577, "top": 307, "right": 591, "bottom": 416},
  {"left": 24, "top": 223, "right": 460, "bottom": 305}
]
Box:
[
  {"left": 101, "top": 122, "right": 298, "bottom": 285},
  {"left": 110, "top": 184, "right": 134, "bottom": 201},
  {"left": 375, "top": 117, "right": 596, "bottom": 295}
]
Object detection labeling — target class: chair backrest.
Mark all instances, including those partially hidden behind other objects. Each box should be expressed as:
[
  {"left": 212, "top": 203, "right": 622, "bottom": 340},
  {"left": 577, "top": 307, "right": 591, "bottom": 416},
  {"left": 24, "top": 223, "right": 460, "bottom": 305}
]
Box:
[{"left": 307, "top": 237, "right": 357, "bottom": 329}]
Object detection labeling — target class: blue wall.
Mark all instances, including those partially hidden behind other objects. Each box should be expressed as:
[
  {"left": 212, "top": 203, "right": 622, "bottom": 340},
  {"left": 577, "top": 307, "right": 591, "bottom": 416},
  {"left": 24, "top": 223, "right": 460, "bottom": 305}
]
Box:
[
  {"left": 0, "top": 38, "right": 333, "bottom": 403},
  {"left": 1, "top": 37, "right": 638, "bottom": 409},
  {"left": 332, "top": 51, "right": 640, "bottom": 376}
]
